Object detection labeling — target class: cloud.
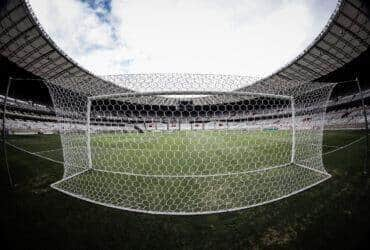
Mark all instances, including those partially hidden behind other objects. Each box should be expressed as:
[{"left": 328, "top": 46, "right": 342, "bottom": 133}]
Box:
[{"left": 28, "top": 0, "right": 337, "bottom": 83}]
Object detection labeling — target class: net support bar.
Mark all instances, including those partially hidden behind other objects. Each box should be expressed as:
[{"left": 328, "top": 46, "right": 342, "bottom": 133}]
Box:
[
  {"left": 86, "top": 99, "right": 92, "bottom": 169},
  {"left": 291, "top": 97, "right": 296, "bottom": 163}
]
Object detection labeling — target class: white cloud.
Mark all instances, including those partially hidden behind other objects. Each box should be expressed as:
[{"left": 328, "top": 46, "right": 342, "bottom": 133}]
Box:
[{"left": 29, "top": 0, "right": 337, "bottom": 81}]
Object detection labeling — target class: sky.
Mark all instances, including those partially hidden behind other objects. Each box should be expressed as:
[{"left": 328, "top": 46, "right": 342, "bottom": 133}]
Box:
[{"left": 28, "top": 0, "right": 338, "bottom": 79}]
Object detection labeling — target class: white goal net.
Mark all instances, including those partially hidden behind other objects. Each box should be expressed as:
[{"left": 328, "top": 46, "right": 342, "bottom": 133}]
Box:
[{"left": 46, "top": 75, "right": 335, "bottom": 214}]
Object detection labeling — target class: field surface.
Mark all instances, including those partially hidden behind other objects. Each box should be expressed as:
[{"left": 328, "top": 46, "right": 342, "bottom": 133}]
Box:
[
  {"left": 90, "top": 130, "right": 292, "bottom": 175},
  {"left": 1, "top": 130, "right": 369, "bottom": 249},
  {"left": 51, "top": 129, "right": 327, "bottom": 214}
]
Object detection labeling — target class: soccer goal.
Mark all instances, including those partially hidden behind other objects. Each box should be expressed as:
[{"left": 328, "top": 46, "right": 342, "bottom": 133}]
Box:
[{"left": 46, "top": 75, "right": 335, "bottom": 214}]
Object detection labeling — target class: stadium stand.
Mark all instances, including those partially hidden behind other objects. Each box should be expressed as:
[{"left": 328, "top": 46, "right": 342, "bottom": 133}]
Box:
[
  {"left": 0, "top": 0, "right": 369, "bottom": 133},
  {"left": 1, "top": 88, "right": 368, "bottom": 134}
]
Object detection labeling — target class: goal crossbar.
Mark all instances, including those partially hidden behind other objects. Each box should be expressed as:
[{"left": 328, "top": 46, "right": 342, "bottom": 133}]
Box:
[{"left": 88, "top": 90, "right": 293, "bottom": 101}]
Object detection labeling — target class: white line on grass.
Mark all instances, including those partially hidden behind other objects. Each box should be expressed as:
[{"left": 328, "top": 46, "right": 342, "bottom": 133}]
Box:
[
  {"left": 33, "top": 148, "right": 63, "bottom": 154},
  {"left": 5, "top": 141, "right": 64, "bottom": 165},
  {"left": 323, "top": 136, "right": 366, "bottom": 155}
]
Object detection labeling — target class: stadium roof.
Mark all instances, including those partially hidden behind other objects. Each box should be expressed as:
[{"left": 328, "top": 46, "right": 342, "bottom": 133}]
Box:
[{"left": 0, "top": 0, "right": 369, "bottom": 104}]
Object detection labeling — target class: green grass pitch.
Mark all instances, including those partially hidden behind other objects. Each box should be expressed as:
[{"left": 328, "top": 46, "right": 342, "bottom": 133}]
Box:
[
  {"left": 90, "top": 130, "right": 292, "bottom": 175},
  {"left": 3, "top": 129, "right": 332, "bottom": 214},
  {"left": 1, "top": 130, "right": 369, "bottom": 249}
]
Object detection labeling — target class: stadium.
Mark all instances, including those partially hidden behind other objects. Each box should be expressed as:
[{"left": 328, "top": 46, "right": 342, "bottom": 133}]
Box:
[{"left": 0, "top": 0, "right": 369, "bottom": 249}]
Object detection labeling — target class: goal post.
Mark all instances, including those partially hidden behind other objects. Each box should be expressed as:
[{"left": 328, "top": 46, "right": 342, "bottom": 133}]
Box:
[
  {"left": 86, "top": 91, "right": 295, "bottom": 176},
  {"left": 45, "top": 75, "right": 336, "bottom": 214}
]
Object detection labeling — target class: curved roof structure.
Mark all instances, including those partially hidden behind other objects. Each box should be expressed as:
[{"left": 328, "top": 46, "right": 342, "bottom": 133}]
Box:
[
  {"left": 242, "top": 0, "right": 370, "bottom": 93},
  {"left": 0, "top": 0, "right": 369, "bottom": 101},
  {"left": 0, "top": 0, "right": 126, "bottom": 96}
]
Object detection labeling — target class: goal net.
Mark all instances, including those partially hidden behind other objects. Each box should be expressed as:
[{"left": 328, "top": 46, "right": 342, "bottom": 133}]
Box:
[{"left": 46, "top": 75, "right": 335, "bottom": 214}]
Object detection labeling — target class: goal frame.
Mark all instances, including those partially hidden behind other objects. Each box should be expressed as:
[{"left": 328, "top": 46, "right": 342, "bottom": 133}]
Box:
[
  {"left": 86, "top": 90, "right": 295, "bottom": 170},
  {"left": 45, "top": 76, "right": 336, "bottom": 215}
]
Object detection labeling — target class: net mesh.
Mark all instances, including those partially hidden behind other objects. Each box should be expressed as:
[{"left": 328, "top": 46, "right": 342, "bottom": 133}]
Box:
[{"left": 46, "top": 75, "right": 335, "bottom": 214}]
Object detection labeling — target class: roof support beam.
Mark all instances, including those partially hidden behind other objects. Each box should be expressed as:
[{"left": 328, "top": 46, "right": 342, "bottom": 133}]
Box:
[
  {"left": 0, "top": 25, "right": 36, "bottom": 52},
  {"left": 23, "top": 49, "right": 55, "bottom": 70},
  {"left": 333, "top": 21, "right": 369, "bottom": 48},
  {"left": 6, "top": 34, "right": 42, "bottom": 59},
  {"left": 13, "top": 41, "right": 48, "bottom": 64},
  {"left": 0, "top": 15, "right": 29, "bottom": 39},
  {"left": 315, "top": 44, "right": 347, "bottom": 66},
  {"left": 43, "top": 61, "right": 71, "bottom": 78},
  {"left": 345, "top": 0, "right": 370, "bottom": 20},
  {"left": 319, "top": 37, "right": 357, "bottom": 63},
  {"left": 327, "top": 29, "right": 363, "bottom": 55},
  {"left": 0, "top": 1, "right": 24, "bottom": 26}
]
